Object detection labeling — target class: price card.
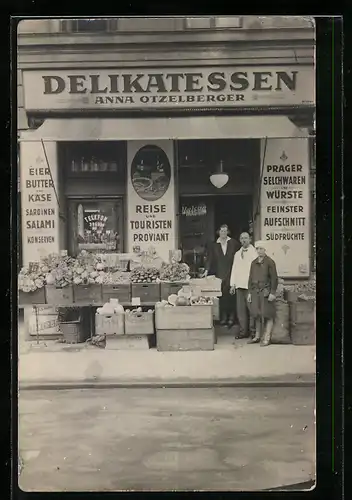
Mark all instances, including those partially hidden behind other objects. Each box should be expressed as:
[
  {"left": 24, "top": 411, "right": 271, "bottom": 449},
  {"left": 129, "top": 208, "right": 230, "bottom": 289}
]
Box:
[{"left": 131, "top": 297, "right": 141, "bottom": 306}]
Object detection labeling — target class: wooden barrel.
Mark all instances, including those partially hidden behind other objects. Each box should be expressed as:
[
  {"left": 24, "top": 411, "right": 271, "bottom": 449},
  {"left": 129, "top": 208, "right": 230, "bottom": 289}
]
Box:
[{"left": 271, "top": 300, "right": 291, "bottom": 344}]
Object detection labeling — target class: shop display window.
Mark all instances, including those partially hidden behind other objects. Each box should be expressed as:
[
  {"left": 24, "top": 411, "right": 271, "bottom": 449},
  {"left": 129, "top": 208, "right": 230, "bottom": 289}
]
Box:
[
  {"left": 61, "top": 141, "right": 126, "bottom": 177},
  {"left": 68, "top": 199, "right": 124, "bottom": 255}
]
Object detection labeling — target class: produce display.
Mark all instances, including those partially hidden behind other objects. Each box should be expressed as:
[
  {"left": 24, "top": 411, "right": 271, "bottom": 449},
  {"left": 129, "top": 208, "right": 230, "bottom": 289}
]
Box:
[
  {"left": 283, "top": 276, "right": 316, "bottom": 300},
  {"left": 130, "top": 266, "right": 160, "bottom": 283},
  {"left": 159, "top": 262, "right": 190, "bottom": 282},
  {"left": 18, "top": 250, "right": 131, "bottom": 292},
  {"left": 18, "top": 262, "right": 46, "bottom": 293},
  {"left": 157, "top": 288, "right": 213, "bottom": 308},
  {"left": 125, "top": 307, "right": 153, "bottom": 315}
]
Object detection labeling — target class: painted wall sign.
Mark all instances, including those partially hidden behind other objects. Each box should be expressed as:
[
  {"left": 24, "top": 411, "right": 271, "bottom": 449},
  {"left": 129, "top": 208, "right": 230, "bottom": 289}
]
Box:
[
  {"left": 131, "top": 145, "right": 171, "bottom": 201},
  {"left": 20, "top": 141, "right": 61, "bottom": 336},
  {"left": 21, "top": 141, "right": 59, "bottom": 262},
  {"left": 260, "top": 138, "right": 310, "bottom": 278},
  {"left": 127, "top": 141, "right": 176, "bottom": 261},
  {"left": 22, "top": 66, "right": 315, "bottom": 111}
]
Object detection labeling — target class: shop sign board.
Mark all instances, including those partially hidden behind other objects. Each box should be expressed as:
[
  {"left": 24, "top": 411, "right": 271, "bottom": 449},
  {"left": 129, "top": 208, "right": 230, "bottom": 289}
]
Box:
[
  {"left": 260, "top": 138, "right": 310, "bottom": 278},
  {"left": 22, "top": 66, "right": 314, "bottom": 111},
  {"left": 20, "top": 141, "right": 61, "bottom": 336},
  {"left": 127, "top": 140, "right": 176, "bottom": 262},
  {"left": 20, "top": 141, "right": 59, "bottom": 262}
]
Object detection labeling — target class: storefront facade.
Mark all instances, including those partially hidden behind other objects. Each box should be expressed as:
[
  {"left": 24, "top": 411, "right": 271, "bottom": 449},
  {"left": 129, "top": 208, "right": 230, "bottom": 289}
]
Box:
[{"left": 18, "top": 17, "right": 315, "bottom": 337}]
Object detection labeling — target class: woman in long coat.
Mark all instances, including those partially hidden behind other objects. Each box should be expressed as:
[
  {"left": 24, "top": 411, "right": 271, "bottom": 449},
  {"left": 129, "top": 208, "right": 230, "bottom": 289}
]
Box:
[{"left": 247, "top": 240, "right": 278, "bottom": 346}]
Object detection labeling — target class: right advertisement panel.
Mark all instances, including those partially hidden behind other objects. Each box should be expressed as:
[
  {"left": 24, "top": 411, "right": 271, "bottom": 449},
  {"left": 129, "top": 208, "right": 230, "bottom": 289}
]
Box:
[{"left": 260, "top": 137, "right": 310, "bottom": 278}]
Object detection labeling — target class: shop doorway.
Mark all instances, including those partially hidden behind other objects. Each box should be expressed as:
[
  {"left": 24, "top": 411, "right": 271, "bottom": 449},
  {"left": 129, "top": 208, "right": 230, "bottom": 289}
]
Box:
[
  {"left": 179, "top": 194, "right": 252, "bottom": 276},
  {"left": 214, "top": 195, "right": 252, "bottom": 244}
]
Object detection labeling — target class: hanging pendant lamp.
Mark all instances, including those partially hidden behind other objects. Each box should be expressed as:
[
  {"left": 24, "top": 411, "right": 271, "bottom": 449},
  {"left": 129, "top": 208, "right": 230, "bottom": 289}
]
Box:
[{"left": 210, "top": 160, "right": 229, "bottom": 189}]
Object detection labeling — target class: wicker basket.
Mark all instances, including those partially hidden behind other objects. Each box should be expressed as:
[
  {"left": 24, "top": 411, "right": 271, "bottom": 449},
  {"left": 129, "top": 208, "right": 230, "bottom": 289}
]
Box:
[
  {"left": 45, "top": 285, "right": 73, "bottom": 306},
  {"left": 59, "top": 315, "right": 85, "bottom": 344},
  {"left": 18, "top": 287, "right": 46, "bottom": 306}
]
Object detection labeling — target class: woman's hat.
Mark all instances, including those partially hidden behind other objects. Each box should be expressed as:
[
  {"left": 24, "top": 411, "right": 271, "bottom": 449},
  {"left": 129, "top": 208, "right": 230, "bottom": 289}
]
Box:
[{"left": 254, "top": 240, "right": 267, "bottom": 250}]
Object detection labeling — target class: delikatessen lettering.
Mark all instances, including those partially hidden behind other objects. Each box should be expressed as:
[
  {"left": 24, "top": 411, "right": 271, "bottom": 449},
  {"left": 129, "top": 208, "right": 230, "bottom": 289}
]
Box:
[{"left": 42, "top": 71, "right": 297, "bottom": 95}]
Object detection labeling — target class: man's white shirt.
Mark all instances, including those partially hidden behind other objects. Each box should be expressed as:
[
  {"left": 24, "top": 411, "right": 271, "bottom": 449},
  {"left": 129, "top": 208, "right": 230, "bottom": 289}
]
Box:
[{"left": 230, "top": 244, "right": 257, "bottom": 289}]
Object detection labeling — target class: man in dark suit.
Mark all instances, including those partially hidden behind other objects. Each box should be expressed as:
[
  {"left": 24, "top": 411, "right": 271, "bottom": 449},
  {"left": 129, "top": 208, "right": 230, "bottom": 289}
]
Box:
[{"left": 203, "top": 224, "right": 240, "bottom": 327}]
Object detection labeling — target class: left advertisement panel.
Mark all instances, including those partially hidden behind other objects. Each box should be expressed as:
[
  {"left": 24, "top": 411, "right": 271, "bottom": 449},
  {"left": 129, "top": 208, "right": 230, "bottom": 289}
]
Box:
[{"left": 20, "top": 140, "right": 61, "bottom": 336}]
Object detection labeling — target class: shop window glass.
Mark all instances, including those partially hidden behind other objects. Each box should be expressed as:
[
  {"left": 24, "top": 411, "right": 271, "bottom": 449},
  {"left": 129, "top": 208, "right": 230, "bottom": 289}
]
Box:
[
  {"left": 69, "top": 200, "right": 123, "bottom": 255},
  {"left": 62, "top": 141, "right": 126, "bottom": 177}
]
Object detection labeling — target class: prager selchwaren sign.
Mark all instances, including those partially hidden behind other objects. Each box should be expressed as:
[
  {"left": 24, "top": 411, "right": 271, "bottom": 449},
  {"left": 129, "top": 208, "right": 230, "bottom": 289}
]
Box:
[{"left": 22, "top": 66, "right": 315, "bottom": 111}]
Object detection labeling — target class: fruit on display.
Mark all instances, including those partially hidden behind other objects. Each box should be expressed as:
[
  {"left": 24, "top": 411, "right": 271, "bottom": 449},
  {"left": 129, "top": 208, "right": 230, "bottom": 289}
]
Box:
[
  {"left": 156, "top": 293, "right": 213, "bottom": 307},
  {"left": 190, "top": 295, "right": 213, "bottom": 306},
  {"left": 159, "top": 262, "right": 190, "bottom": 282},
  {"left": 175, "top": 297, "right": 188, "bottom": 306},
  {"left": 130, "top": 266, "right": 160, "bottom": 283},
  {"left": 167, "top": 294, "right": 178, "bottom": 306},
  {"left": 125, "top": 307, "right": 153, "bottom": 316}
]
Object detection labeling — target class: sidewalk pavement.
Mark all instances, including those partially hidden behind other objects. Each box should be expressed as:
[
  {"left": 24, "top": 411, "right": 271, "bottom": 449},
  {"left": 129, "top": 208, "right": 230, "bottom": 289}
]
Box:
[{"left": 18, "top": 339, "right": 316, "bottom": 389}]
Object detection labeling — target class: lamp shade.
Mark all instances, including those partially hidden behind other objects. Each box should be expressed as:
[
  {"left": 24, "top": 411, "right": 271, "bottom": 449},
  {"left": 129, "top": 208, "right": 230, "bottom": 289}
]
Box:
[{"left": 210, "top": 172, "right": 229, "bottom": 189}]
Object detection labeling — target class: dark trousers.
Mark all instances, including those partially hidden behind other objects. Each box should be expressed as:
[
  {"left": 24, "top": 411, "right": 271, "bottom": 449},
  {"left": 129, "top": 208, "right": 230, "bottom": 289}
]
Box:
[
  {"left": 220, "top": 280, "right": 236, "bottom": 321},
  {"left": 236, "top": 288, "right": 255, "bottom": 337}
]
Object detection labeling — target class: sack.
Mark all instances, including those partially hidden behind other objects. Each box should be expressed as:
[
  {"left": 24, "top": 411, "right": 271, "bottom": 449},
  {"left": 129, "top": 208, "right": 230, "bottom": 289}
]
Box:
[{"left": 271, "top": 300, "right": 291, "bottom": 344}]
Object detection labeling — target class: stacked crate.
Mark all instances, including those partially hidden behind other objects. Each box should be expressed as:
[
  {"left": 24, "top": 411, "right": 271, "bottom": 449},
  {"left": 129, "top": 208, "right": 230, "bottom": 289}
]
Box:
[{"left": 155, "top": 305, "right": 214, "bottom": 351}]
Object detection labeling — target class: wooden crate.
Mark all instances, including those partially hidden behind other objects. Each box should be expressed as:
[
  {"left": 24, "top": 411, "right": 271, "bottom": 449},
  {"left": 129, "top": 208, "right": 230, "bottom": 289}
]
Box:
[
  {"left": 95, "top": 312, "right": 125, "bottom": 336},
  {"left": 45, "top": 285, "right": 73, "bottom": 306},
  {"left": 102, "top": 284, "right": 131, "bottom": 304},
  {"left": 125, "top": 311, "right": 154, "bottom": 335},
  {"left": 291, "top": 324, "right": 315, "bottom": 345},
  {"left": 155, "top": 305, "right": 213, "bottom": 330},
  {"left": 106, "top": 335, "right": 150, "bottom": 350},
  {"left": 157, "top": 328, "right": 215, "bottom": 351},
  {"left": 73, "top": 284, "right": 102, "bottom": 305},
  {"left": 18, "top": 287, "right": 46, "bottom": 305},
  {"left": 160, "top": 282, "right": 188, "bottom": 300},
  {"left": 131, "top": 283, "right": 160, "bottom": 303},
  {"left": 212, "top": 298, "right": 220, "bottom": 321}
]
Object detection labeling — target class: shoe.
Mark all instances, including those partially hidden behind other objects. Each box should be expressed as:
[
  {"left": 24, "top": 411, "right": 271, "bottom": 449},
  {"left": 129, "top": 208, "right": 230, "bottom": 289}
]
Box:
[
  {"left": 227, "top": 320, "right": 235, "bottom": 328},
  {"left": 219, "top": 317, "right": 227, "bottom": 326},
  {"left": 235, "top": 332, "right": 247, "bottom": 339},
  {"left": 247, "top": 336, "right": 260, "bottom": 344},
  {"left": 260, "top": 319, "right": 273, "bottom": 347}
]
